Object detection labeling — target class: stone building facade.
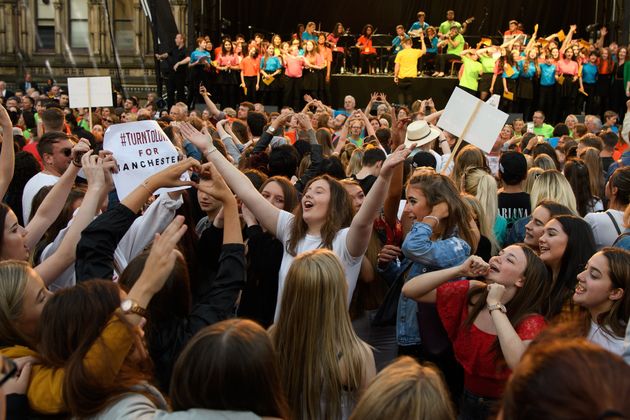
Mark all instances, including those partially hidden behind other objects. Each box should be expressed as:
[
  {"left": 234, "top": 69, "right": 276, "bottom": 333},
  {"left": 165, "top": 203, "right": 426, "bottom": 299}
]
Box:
[{"left": 0, "top": 0, "right": 189, "bottom": 95}]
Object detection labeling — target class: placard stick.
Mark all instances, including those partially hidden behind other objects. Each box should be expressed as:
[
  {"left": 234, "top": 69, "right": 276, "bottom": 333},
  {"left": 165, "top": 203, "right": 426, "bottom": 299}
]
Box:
[
  {"left": 87, "top": 81, "right": 93, "bottom": 131},
  {"left": 440, "top": 99, "right": 483, "bottom": 174}
]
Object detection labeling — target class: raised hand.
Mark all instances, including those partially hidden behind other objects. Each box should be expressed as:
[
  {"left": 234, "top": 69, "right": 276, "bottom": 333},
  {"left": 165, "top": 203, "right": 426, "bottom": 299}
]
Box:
[
  {"left": 457, "top": 255, "right": 490, "bottom": 278},
  {"left": 178, "top": 122, "right": 212, "bottom": 154},
  {"left": 146, "top": 157, "right": 200, "bottom": 190},
  {"left": 380, "top": 144, "right": 413, "bottom": 177},
  {"left": 197, "top": 162, "right": 234, "bottom": 203},
  {"left": 486, "top": 283, "right": 506, "bottom": 305},
  {"left": 140, "top": 216, "right": 188, "bottom": 294},
  {"left": 0, "top": 103, "right": 12, "bottom": 127}
]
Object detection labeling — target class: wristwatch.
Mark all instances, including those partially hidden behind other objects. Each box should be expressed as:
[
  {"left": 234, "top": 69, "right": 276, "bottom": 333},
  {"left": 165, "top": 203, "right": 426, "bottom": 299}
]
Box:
[
  {"left": 487, "top": 303, "right": 507, "bottom": 314},
  {"left": 120, "top": 299, "right": 148, "bottom": 318},
  {"left": 267, "top": 126, "right": 276, "bottom": 134}
]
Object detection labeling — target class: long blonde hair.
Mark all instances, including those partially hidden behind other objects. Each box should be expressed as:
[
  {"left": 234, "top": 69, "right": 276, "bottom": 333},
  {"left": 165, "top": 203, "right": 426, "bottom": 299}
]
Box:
[
  {"left": 346, "top": 148, "right": 364, "bottom": 176},
  {"left": 524, "top": 167, "right": 544, "bottom": 194},
  {"left": 272, "top": 249, "right": 369, "bottom": 420},
  {"left": 461, "top": 168, "right": 500, "bottom": 254},
  {"left": 530, "top": 170, "right": 578, "bottom": 214},
  {"left": 349, "top": 356, "right": 455, "bottom": 420},
  {"left": 0, "top": 260, "right": 33, "bottom": 347}
]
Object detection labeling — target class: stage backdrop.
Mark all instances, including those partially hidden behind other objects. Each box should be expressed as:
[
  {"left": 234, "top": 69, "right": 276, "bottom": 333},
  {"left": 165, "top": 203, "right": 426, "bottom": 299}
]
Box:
[{"left": 221, "top": 0, "right": 601, "bottom": 41}]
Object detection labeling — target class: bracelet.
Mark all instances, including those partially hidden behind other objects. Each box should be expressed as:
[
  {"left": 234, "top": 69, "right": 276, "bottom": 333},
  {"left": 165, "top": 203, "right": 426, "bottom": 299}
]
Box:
[
  {"left": 439, "top": 139, "right": 447, "bottom": 144},
  {"left": 205, "top": 148, "right": 218, "bottom": 157},
  {"left": 423, "top": 215, "right": 440, "bottom": 224},
  {"left": 72, "top": 159, "right": 82, "bottom": 168}
]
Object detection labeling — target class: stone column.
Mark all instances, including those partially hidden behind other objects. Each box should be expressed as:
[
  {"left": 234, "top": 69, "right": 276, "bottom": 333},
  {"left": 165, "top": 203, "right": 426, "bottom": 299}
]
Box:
[{"left": 52, "top": 0, "right": 62, "bottom": 55}]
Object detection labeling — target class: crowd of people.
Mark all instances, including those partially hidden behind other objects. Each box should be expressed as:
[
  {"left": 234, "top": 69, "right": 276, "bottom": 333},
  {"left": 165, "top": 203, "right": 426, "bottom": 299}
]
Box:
[
  {"left": 143, "top": 10, "right": 630, "bottom": 126},
  {"left": 0, "top": 13, "right": 630, "bottom": 420}
]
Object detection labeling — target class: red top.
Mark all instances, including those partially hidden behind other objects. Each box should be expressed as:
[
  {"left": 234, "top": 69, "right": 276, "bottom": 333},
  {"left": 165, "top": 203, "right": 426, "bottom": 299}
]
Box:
[
  {"left": 22, "top": 142, "right": 43, "bottom": 168},
  {"left": 556, "top": 59, "right": 579, "bottom": 76},
  {"left": 284, "top": 54, "right": 305, "bottom": 78},
  {"left": 357, "top": 35, "right": 376, "bottom": 55},
  {"left": 240, "top": 56, "right": 260, "bottom": 76},
  {"left": 327, "top": 34, "right": 344, "bottom": 52},
  {"left": 436, "top": 281, "right": 546, "bottom": 398},
  {"left": 216, "top": 53, "right": 240, "bottom": 68}
]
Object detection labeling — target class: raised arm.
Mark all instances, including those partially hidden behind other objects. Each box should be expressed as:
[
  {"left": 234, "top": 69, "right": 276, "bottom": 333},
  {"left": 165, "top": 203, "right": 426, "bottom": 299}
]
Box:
[
  {"left": 179, "top": 122, "right": 281, "bottom": 235},
  {"left": 486, "top": 283, "right": 532, "bottom": 369},
  {"left": 35, "top": 151, "right": 109, "bottom": 285},
  {"left": 560, "top": 24, "right": 576, "bottom": 54},
  {"left": 524, "top": 24, "right": 539, "bottom": 55},
  {"left": 24, "top": 139, "right": 90, "bottom": 249},
  {"left": 383, "top": 117, "right": 404, "bottom": 228},
  {"left": 199, "top": 85, "right": 225, "bottom": 120},
  {"left": 402, "top": 255, "right": 488, "bottom": 302},
  {"left": 334, "top": 115, "right": 351, "bottom": 154},
  {"left": 0, "top": 104, "right": 15, "bottom": 199},
  {"left": 346, "top": 145, "right": 411, "bottom": 257},
  {"left": 358, "top": 109, "right": 376, "bottom": 137}
]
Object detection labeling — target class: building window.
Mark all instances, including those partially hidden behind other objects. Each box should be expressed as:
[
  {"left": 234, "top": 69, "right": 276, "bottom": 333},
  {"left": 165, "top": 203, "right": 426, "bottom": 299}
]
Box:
[
  {"left": 36, "top": 0, "right": 55, "bottom": 50},
  {"left": 114, "top": 0, "right": 135, "bottom": 52},
  {"left": 70, "top": 0, "right": 89, "bottom": 49}
]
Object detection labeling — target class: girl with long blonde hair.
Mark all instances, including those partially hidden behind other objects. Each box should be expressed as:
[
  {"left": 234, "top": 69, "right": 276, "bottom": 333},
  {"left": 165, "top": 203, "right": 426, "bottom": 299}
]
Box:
[
  {"left": 349, "top": 356, "right": 455, "bottom": 420},
  {"left": 461, "top": 167, "right": 507, "bottom": 254},
  {"left": 272, "top": 249, "right": 376, "bottom": 419}
]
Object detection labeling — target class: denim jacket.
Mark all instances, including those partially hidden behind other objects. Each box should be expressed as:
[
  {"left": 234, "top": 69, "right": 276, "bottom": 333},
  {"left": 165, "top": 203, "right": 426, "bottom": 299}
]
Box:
[{"left": 394, "top": 222, "right": 470, "bottom": 346}]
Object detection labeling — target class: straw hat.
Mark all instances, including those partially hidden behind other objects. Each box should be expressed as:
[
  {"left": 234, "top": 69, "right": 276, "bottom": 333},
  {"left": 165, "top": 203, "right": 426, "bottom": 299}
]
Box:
[{"left": 404, "top": 120, "right": 441, "bottom": 148}]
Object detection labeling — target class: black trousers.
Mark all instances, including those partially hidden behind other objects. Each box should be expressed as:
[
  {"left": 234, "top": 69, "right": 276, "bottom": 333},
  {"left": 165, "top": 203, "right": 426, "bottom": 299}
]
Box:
[
  {"left": 283, "top": 76, "right": 302, "bottom": 111},
  {"left": 437, "top": 53, "right": 460, "bottom": 73},
  {"left": 538, "top": 85, "right": 555, "bottom": 122},
  {"left": 243, "top": 76, "right": 258, "bottom": 103},
  {"left": 166, "top": 72, "right": 187, "bottom": 108}
]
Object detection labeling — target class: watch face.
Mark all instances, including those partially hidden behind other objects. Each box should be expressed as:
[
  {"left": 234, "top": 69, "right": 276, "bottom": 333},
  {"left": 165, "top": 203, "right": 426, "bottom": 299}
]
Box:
[{"left": 121, "top": 300, "right": 132, "bottom": 311}]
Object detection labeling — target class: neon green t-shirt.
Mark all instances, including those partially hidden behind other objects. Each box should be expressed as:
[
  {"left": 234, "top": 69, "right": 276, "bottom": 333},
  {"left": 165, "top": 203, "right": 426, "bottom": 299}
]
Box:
[{"left": 459, "top": 56, "right": 483, "bottom": 91}]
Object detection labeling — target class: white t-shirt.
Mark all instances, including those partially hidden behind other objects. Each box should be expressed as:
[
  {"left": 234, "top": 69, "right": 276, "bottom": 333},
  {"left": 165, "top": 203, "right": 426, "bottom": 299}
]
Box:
[
  {"left": 274, "top": 210, "right": 363, "bottom": 321},
  {"left": 584, "top": 209, "right": 624, "bottom": 250},
  {"left": 588, "top": 321, "right": 624, "bottom": 356},
  {"left": 22, "top": 172, "right": 59, "bottom": 224}
]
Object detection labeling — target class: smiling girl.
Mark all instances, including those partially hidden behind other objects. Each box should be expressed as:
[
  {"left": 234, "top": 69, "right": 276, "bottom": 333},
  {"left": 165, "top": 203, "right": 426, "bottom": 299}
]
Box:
[
  {"left": 573, "top": 247, "right": 629, "bottom": 356},
  {"left": 402, "top": 244, "right": 548, "bottom": 419},
  {"left": 538, "top": 215, "right": 596, "bottom": 318},
  {"left": 180, "top": 122, "right": 411, "bottom": 320}
]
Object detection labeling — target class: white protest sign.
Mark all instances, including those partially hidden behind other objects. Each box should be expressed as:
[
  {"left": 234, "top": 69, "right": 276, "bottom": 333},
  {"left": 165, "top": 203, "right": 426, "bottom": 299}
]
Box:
[
  {"left": 486, "top": 94, "right": 501, "bottom": 109},
  {"left": 437, "top": 87, "right": 508, "bottom": 154},
  {"left": 67, "top": 77, "right": 113, "bottom": 108},
  {"left": 103, "top": 120, "right": 190, "bottom": 200}
]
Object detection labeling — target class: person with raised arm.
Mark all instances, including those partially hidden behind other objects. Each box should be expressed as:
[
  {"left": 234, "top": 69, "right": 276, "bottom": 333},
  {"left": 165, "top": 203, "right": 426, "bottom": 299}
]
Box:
[
  {"left": 179, "top": 121, "right": 411, "bottom": 320},
  {"left": 402, "top": 245, "right": 548, "bottom": 418}
]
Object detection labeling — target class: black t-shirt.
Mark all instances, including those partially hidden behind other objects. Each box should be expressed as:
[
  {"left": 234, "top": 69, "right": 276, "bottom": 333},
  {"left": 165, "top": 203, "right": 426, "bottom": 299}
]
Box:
[
  {"left": 498, "top": 191, "right": 531, "bottom": 229},
  {"left": 352, "top": 174, "right": 378, "bottom": 194},
  {"left": 167, "top": 46, "right": 189, "bottom": 75},
  {"left": 601, "top": 156, "right": 615, "bottom": 173}
]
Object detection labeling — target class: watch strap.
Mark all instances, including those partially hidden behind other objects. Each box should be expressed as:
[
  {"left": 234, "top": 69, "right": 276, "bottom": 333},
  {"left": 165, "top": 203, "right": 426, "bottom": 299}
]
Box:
[{"left": 487, "top": 303, "right": 507, "bottom": 314}]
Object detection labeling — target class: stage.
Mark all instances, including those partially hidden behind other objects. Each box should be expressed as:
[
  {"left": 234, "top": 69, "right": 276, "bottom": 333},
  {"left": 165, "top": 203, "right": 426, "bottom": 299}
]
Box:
[{"left": 330, "top": 74, "right": 459, "bottom": 110}]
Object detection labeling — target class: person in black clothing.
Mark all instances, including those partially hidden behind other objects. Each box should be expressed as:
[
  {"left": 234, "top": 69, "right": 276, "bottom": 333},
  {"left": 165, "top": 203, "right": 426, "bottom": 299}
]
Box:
[
  {"left": 156, "top": 33, "right": 191, "bottom": 108},
  {"left": 238, "top": 176, "right": 299, "bottom": 327},
  {"left": 75, "top": 160, "right": 245, "bottom": 391},
  {"left": 352, "top": 147, "right": 386, "bottom": 194},
  {"left": 498, "top": 151, "right": 530, "bottom": 230}
]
